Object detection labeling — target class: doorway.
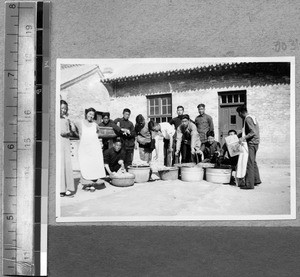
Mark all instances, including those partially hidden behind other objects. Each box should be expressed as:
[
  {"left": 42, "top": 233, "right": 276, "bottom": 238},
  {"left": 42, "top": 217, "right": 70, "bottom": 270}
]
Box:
[{"left": 218, "top": 90, "right": 246, "bottom": 144}]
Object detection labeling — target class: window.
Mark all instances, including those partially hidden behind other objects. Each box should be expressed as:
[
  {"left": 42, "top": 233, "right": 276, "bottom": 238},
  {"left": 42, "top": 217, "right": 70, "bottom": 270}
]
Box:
[
  {"left": 147, "top": 94, "right": 172, "bottom": 123},
  {"left": 219, "top": 90, "right": 247, "bottom": 106}
]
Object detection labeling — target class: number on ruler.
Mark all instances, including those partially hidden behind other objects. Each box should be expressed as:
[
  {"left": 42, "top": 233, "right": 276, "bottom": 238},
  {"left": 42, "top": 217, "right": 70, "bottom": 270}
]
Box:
[
  {"left": 6, "top": 215, "right": 14, "bottom": 220},
  {"left": 7, "top": 72, "right": 14, "bottom": 77},
  {"left": 9, "top": 3, "right": 16, "bottom": 9},
  {"left": 7, "top": 144, "right": 15, "bottom": 150},
  {"left": 24, "top": 138, "right": 31, "bottom": 147},
  {"left": 24, "top": 166, "right": 30, "bottom": 176},
  {"left": 25, "top": 53, "right": 32, "bottom": 62},
  {"left": 24, "top": 110, "right": 31, "bottom": 119},
  {"left": 26, "top": 25, "right": 33, "bottom": 34}
]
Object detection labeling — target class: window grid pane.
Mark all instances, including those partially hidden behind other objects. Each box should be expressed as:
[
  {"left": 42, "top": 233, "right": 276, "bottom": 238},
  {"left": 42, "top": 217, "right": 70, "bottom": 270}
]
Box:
[
  {"left": 222, "top": 95, "right": 227, "bottom": 103},
  {"left": 240, "top": 94, "right": 245, "bottom": 103},
  {"left": 162, "top": 106, "right": 167, "bottom": 114},
  {"left": 147, "top": 95, "right": 172, "bottom": 122}
]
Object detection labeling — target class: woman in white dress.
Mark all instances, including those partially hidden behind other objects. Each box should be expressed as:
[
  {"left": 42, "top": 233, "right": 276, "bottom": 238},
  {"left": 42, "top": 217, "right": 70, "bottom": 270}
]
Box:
[{"left": 76, "top": 107, "right": 106, "bottom": 192}]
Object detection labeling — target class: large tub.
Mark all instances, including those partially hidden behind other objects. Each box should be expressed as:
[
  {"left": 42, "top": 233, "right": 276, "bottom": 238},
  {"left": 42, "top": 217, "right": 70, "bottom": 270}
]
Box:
[
  {"left": 206, "top": 168, "right": 232, "bottom": 184},
  {"left": 128, "top": 166, "right": 151, "bottom": 183},
  {"left": 181, "top": 166, "right": 204, "bottom": 182}
]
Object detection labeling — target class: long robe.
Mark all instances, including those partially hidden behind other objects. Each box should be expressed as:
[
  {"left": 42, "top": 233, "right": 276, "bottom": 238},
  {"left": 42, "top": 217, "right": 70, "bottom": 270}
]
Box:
[
  {"left": 78, "top": 120, "right": 106, "bottom": 180},
  {"left": 60, "top": 118, "right": 75, "bottom": 193}
]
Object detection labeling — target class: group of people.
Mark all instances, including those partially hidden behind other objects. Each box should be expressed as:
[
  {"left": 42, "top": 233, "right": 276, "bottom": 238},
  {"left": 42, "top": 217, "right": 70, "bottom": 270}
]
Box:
[
  {"left": 60, "top": 102, "right": 136, "bottom": 197},
  {"left": 60, "top": 100, "right": 261, "bottom": 197}
]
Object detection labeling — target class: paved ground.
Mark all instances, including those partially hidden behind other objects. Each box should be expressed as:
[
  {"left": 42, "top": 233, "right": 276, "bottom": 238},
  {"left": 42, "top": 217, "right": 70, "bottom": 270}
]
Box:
[{"left": 59, "top": 164, "right": 291, "bottom": 220}]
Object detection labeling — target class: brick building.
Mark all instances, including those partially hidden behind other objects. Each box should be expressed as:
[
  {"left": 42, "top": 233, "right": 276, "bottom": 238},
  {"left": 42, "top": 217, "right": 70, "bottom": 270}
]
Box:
[{"left": 100, "top": 62, "right": 291, "bottom": 164}]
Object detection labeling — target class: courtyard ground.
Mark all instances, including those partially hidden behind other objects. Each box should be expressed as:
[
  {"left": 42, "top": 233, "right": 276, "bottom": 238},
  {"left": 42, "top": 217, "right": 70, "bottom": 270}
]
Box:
[{"left": 58, "top": 164, "right": 291, "bottom": 220}]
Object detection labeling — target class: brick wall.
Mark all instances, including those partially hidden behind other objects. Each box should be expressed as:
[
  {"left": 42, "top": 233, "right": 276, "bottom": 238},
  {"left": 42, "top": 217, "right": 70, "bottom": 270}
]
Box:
[
  {"left": 109, "top": 95, "right": 148, "bottom": 124},
  {"left": 111, "top": 84, "right": 291, "bottom": 164}
]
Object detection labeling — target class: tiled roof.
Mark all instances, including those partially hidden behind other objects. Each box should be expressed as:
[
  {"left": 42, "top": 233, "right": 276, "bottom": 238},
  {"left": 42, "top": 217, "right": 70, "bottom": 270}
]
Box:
[
  {"left": 101, "top": 62, "right": 240, "bottom": 84},
  {"left": 101, "top": 62, "right": 290, "bottom": 84}
]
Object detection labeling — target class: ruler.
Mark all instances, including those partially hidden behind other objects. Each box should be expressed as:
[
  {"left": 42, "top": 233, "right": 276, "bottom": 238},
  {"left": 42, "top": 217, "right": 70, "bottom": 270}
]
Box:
[{"left": 3, "top": 1, "right": 50, "bottom": 276}]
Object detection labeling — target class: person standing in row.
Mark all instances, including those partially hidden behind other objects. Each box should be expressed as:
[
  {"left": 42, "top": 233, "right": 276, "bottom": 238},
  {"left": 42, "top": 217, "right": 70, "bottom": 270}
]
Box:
[
  {"left": 236, "top": 105, "right": 261, "bottom": 190},
  {"left": 175, "top": 114, "right": 202, "bottom": 163},
  {"left": 114, "top": 108, "right": 135, "bottom": 169},
  {"left": 77, "top": 107, "right": 106, "bottom": 192},
  {"left": 195, "top": 103, "right": 214, "bottom": 143},
  {"left": 169, "top": 105, "right": 184, "bottom": 164},
  {"left": 98, "top": 112, "right": 122, "bottom": 151},
  {"left": 60, "top": 100, "right": 76, "bottom": 197},
  {"left": 148, "top": 121, "right": 175, "bottom": 167},
  {"left": 135, "top": 114, "right": 154, "bottom": 163}
]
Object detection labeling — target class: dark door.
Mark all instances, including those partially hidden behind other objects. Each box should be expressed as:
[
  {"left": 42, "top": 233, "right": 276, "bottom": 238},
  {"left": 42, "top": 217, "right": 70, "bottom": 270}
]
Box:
[{"left": 218, "top": 91, "right": 246, "bottom": 144}]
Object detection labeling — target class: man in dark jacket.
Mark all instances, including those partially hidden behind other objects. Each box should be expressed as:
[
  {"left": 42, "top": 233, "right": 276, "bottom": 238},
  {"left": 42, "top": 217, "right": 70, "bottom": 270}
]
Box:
[
  {"left": 195, "top": 103, "right": 214, "bottom": 143},
  {"left": 169, "top": 105, "right": 184, "bottom": 164},
  {"left": 237, "top": 105, "right": 261, "bottom": 190},
  {"left": 200, "top": 130, "right": 221, "bottom": 163},
  {"left": 114, "top": 108, "right": 135, "bottom": 169},
  {"left": 99, "top": 112, "right": 122, "bottom": 151},
  {"left": 104, "top": 137, "right": 126, "bottom": 175},
  {"left": 175, "top": 114, "right": 202, "bottom": 163}
]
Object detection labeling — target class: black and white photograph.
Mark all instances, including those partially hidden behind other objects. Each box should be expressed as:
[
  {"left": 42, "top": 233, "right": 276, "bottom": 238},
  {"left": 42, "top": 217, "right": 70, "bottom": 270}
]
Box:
[{"left": 56, "top": 57, "right": 295, "bottom": 222}]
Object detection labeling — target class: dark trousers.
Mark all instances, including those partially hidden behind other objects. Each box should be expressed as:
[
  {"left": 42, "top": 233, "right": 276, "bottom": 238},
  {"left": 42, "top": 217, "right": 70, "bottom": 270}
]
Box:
[
  {"left": 181, "top": 144, "right": 192, "bottom": 163},
  {"left": 172, "top": 139, "right": 180, "bottom": 165},
  {"left": 163, "top": 139, "right": 172, "bottom": 167},
  {"left": 124, "top": 148, "right": 134, "bottom": 170},
  {"left": 245, "top": 144, "right": 261, "bottom": 188},
  {"left": 182, "top": 144, "right": 205, "bottom": 164}
]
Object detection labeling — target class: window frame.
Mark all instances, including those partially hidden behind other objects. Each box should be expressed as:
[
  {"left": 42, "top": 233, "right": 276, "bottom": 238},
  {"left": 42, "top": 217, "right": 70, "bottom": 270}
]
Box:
[
  {"left": 218, "top": 90, "right": 247, "bottom": 107},
  {"left": 147, "top": 94, "right": 172, "bottom": 123}
]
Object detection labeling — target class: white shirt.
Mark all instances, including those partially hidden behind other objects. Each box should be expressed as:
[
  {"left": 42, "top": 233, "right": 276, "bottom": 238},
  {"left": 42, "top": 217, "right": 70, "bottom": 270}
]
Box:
[{"left": 159, "top": 122, "right": 175, "bottom": 140}]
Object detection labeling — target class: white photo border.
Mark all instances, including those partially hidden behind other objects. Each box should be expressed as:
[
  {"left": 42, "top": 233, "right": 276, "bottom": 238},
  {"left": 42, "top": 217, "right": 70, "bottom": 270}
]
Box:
[{"left": 55, "top": 56, "right": 296, "bottom": 223}]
